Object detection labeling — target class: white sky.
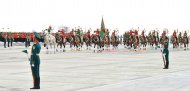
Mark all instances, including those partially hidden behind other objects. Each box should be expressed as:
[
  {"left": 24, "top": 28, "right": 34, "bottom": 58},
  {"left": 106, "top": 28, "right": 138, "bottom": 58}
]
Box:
[{"left": 0, "top": 0, "right": 190, "bottom": 35}]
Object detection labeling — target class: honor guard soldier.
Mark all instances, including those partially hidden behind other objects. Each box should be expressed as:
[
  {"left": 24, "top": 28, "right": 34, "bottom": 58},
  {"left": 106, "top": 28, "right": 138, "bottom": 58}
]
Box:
[
  {"left": 172, "top": 30, "right": 177, "bottom": 43},
  {"left": 162, "top": 34, "right": 169, "bottom": 69},
  {"left": 11, "top": 32, "right": 14, "bottom": 47},
  {"left": 70, "top": 29, "right": 75, "bottom": 41},
  {"left": 2, "top": 32, "right": 8, "bottom": 48},
  {"left": 184, "top": 31, "right": 187, "bottom": 37},
  {"left": 134, "top": 29, "right": 139, "bottom": 41},
  {"left": 141, "top": 30, "right": 145, "bottom": 38},
  {"left": 173, "top": 30, "right": 177, "bottom": 37},
  {"left": 95, "top": 29, "right": 100, "bottom": 40},
  {"left": 47, "top": 25, "right": 53, "bottom": 34},
  {"left": 87, "top": 29, "right": 91, "bottom": 40},
  {"left": 7, "top": 32, "right": 11, "bottom": 47},
  {"left": 30, "top": 31, "right": 41, "bottom": 89}
]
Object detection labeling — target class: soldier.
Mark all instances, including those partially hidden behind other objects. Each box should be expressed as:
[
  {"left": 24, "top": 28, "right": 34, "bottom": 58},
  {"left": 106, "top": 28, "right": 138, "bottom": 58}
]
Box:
[
  {"left": 178, "top": 32, "right": 182, "bottom": 40},
  {"left": 28, "top": 33, "right": 31, "bottom": 46},
  {"left": 129, "top": 29, "right": 134, "bottom": 36},
  {"left": 87, "top": 29, "right": 91, "bottom": 37},
  {"left": 30, "top": 31, "right": 41, "bottom": 89},
  {"left": 76, "top": 28, "right": 82, "bottom": 42},
  {"left": 25, "top": 33, "right": 27, "bottom": 47},
  {"left": 141, "top": 30, "right": 145, "bottom": 37},
  {"left": 112, "top": 30, "right": 116, "bottom": 36},
  {"left": 70, "top": 29, "right": 75, "bottom": 41},
  {"left": 173, "top": 30, "right": 177, "bottom": 37},
  {"left": 183, "top": 31, "right": 187, "bottom": 37},
  {"left": 77, "top": 28, "right": 81, "bottom": 35},
  {"left": 172, "top": 30, "right": 177, "bottom": 42},
  {"left": 60, "top": 29, "right": 65, "bottom": 37},
  {"left": 94, "top": 29, "right": 100, "bottom": 40},
  {"left": 134, "top": 29, "right": 139, "bottom": 41},
  {"left": 160, "top": 31, "right": 166, "bottom": 44},
  {"left": 148, "top": 31, "right": 151, "bottom": 36},
  {"left": 47, "top": 25, "right": 53, "bottom": 34},
  {"left": 7, "top": 32, "right": 11, "bottom": 47},
  {"left": 11, "top": 32, "right": 14, "bottom": 47},
  {"left": 2, "top": 32, "right": 8, "bottom": 48},
  {"left": 95, "top": 29, "right": 100, "bottom": 36},
  {"left": 162, "top": 33, "right": 169, "bottom": 69},
  {"left": 134, "top": 29, "right": 138, "bottom": 36}
]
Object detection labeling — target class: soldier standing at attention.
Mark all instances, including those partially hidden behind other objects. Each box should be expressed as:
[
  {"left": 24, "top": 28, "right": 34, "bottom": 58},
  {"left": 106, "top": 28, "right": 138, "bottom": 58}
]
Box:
[
  {"left": 162, "top": 36, "right": 169, "bottom": 69},
  {"left": 30, "top": 31, "right": 41, "bottom": 89},
  {"left": 3, "top": 32, "right": 8, "bottom": 48},
  {"left": 11, "top": 32, "right": 14, "bottom": 47},
  {"left": 7, "top": 32, "right": 11, "bottom": 47}
]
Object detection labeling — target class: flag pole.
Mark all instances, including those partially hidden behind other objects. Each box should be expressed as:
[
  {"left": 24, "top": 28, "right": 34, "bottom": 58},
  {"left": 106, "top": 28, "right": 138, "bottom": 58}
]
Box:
[{"left": 22, "top": 49, "right": 30, "bottom": 61}]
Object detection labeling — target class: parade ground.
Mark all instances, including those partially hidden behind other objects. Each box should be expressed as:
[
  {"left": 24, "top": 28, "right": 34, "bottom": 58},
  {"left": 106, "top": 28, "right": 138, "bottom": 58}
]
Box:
[{"left": 0, "top": 43, "right": 190, "bottom": 91}]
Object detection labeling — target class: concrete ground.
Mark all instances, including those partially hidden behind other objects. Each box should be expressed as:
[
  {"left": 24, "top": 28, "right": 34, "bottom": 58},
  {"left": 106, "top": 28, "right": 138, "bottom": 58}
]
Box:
[{"left": 0, "top": 42, "right": 190, "bottom": 91}]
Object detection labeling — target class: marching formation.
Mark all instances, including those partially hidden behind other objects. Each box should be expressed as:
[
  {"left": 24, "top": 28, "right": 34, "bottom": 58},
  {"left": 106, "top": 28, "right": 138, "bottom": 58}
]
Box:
[
  {"left": 0, "top": 26, "right": 189, "bottom": 52},
  {"left": 1, "top": 25, "right": 189, "bottom": 90},
  {"left": 124, "top": 28, "right": 189, "bottom": 51}
]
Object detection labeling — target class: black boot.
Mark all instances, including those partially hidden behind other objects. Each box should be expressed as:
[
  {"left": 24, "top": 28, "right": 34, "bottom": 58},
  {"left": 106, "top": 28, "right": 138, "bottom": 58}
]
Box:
[
  {"left": 30, "top": 78, "right": 40, "bottom": 89},
  {"left": 36, "top": 78, "right": 40, "bottom": 89}
]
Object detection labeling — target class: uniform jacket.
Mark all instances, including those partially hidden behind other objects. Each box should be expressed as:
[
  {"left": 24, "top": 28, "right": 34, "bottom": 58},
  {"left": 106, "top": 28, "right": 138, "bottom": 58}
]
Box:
[{"left": 30, "top": 42, "right": 41, "bottom": 65}]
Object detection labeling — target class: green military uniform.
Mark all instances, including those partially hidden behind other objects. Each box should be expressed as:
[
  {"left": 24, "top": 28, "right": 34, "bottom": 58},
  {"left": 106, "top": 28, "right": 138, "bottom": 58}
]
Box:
[
  {"left": 47, "top": 26, "right": 52, "bottom": 34},
  {"left": 163, "top": 36, "right": 169, "bottom": 69},
  {"left": 11, "top": 33, "right": 14, "bottom": 47},
  {"left": 4, "top": 33, "right": 7, "bottom": 48},
  {"left": 77, "top": 29, "right": 80, "bottom": 35},
  {"left": 7, "top": 32, "right": 11, "bottom": 47},
  {"left": 30, "top": 32, "right": 41, "bottom": 89}
]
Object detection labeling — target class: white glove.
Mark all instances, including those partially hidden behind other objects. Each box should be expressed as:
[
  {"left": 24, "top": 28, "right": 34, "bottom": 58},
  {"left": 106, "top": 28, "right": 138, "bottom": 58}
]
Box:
[{"left": 32, "top": 64, "right": 35, "bottom": 67}]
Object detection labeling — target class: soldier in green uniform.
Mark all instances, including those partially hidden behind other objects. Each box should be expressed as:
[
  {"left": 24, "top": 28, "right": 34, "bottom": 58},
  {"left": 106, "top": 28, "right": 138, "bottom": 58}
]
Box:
[
  {"left": 7, "top": 32, "right": 11, "bottom": 47},
  {"left": 47, "top": 25, "right": 52, "bottom": 34},
  {"left": 162, "top": 36, "right": 169, "bottom": 69},
  {"left": 10, "top": 32, "right": 14, "bottom": 47},
  {"left": 3, "top": 32, "right": 8, "bottom": 48},
  {"left": 30, "top": 32, "right": 41, "bottom": 89}
]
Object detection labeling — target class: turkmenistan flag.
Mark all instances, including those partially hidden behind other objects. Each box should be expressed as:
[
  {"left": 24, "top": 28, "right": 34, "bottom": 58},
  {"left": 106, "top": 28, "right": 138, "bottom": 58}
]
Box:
[{"left": 100, "top": 17, "right": 105, "bottom": 39}]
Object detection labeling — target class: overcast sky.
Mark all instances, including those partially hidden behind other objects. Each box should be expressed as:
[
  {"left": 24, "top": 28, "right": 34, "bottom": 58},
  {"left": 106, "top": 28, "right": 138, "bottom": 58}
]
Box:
[{"left": 0, "top": 0, "right": 190, "bottom": 35}]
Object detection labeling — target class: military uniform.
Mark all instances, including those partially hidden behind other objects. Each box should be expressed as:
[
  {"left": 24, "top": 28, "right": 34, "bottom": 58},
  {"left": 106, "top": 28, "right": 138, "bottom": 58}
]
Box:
[
  {"left": 11, "top": 33, "right": 14, "bottom": 47},
  {"left": 7, "top": 33, "right": 11, "bottom": 47},
  {"left": 25, "top": 34, "right": 30, "bottom": 48},
  {"left": 3, "top": 33, "right": 7, "bottom": 48},
  {"left": 30, "top": 32, "right": 41, "bottom": 89},
  {"left": 47, "top": 26, "right": 52, "bottom": 34},
  {"left": 163, "top": 36, "right": 169, "bottom": 69}
]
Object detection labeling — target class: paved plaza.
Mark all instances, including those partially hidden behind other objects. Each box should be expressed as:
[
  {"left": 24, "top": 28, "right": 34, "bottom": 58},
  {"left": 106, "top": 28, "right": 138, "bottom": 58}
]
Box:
[{"left": 0, "top": 43, "right": 190, "bottom": 91}]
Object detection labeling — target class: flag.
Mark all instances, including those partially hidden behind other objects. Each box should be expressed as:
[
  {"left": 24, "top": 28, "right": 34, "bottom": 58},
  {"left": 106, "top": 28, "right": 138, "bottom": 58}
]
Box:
[
  {"left": 22, "top": 50, "right": 28, "bottom": 54},
  {"left": 22, "top": 49, "right": 31, "bottom": 61},
  {"left": 100, "top": 17, "right": 105, "bottom": 39}
]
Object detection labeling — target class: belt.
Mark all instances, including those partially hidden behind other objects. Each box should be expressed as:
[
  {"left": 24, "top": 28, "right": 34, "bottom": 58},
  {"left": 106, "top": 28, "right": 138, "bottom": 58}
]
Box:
[{"left": 31, "top": 54, "right": 39, "bottom": 55}]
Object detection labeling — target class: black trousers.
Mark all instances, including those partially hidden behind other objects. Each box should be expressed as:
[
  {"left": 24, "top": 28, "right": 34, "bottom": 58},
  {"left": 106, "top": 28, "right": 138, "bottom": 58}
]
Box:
[
  {"left": 8, "top": 41, "right": 10, "bottom": 47},
  {"left": 164, "top": 52, "right": 169, "bottom": 68},
  {"left": 28, "top": 40, "right": 30, "bottom": 46},
  {"left": 25, "top": 40, "right": 28, "bottom": 47},
  {"left": 11, "top": 39, "right": 13, "bottom": 47},
  {"left": 4, "top": 39, "right": 6, "bottom": 48},
  {"left": 31, "top": 65, "right": 40, "bottom": 88}
]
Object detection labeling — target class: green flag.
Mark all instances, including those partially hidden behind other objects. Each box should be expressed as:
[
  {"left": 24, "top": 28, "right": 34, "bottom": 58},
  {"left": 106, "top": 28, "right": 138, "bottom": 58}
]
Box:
[
  {"left": 22, "top": 50, "right": 28, "bottom": 54},
  {"left": 22, "top": 49, "right": 30, "bottom": 61},
  {"left": 100, "top": 17, "right": 105, "bottom": 39}
]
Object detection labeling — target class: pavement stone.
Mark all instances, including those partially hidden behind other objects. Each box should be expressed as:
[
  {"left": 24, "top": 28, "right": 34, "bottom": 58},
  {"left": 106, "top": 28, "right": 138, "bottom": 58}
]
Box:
[{"left": 0, "top": 43, "right": 190, "bottom": 91}]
